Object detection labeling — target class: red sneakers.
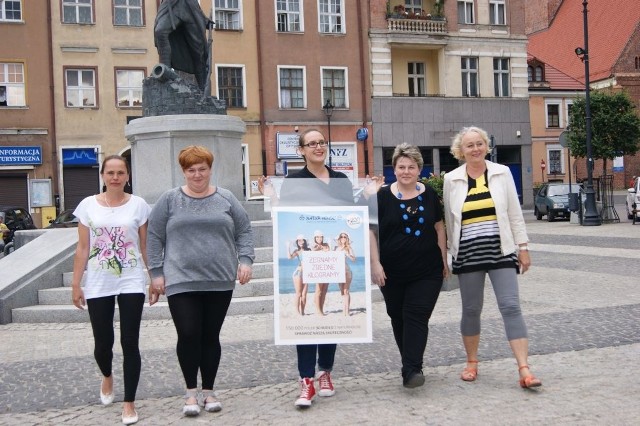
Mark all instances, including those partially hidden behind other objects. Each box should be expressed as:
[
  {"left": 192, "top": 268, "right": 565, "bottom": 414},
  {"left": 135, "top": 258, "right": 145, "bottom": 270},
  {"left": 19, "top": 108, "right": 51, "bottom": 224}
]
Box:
[
  {"left": 294, "top": 377, "right": 316, "bottom": 407},
  {"left": 317, "top": 370, "right": 336, "bottom": 397}
]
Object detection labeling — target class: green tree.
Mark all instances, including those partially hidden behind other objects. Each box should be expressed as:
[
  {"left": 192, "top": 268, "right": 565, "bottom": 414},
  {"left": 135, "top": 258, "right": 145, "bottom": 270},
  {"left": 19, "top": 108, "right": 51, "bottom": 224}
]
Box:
[{"left": 567, "top": 91, "right": 640, "bottom": 175}]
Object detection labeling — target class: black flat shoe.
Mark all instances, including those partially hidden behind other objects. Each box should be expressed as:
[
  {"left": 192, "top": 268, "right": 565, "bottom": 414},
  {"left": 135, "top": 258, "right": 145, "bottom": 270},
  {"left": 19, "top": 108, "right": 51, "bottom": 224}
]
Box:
[{"left": 403, "top": 371, "right": 425, "bottom": 388}]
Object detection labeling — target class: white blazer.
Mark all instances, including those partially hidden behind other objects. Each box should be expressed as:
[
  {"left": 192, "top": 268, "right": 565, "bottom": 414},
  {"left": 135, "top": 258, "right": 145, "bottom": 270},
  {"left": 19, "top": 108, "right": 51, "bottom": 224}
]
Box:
[{"left": 443, "top": 160, "right": 529, "bottom": 260}]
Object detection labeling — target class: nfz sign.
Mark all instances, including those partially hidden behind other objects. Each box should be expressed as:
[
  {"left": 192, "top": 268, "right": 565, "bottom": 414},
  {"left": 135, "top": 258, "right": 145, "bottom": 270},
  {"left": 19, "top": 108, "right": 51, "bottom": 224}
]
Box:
[{"left": 0, "top": 146, "right": 42, "bottom": 165}]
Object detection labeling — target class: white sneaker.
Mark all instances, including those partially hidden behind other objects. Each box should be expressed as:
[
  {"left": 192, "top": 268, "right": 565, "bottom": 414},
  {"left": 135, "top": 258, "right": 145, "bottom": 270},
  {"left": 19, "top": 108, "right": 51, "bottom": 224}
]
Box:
[
  {"left": 294, "top": 377, "right": 316, "bottom": 408},
  {"left": 316, "top": 370, "right": 336, "bottom": 397}
]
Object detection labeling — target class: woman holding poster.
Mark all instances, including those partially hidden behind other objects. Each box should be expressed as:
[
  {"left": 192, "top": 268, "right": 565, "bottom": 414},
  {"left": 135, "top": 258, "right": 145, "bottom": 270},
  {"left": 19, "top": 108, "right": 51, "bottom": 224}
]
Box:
[
  {"left": 274, "top": 129, "right": 353, "bottom": 408},
  {"left": 370, "top": 143, "right": 449, "bottom": 389}
]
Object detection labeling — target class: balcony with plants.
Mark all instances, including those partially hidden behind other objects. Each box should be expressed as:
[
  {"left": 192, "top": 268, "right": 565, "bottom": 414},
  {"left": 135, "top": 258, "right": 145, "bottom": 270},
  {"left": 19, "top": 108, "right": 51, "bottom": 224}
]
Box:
[{"left": 385, "top": 1, "right": 447, "bottom": 34}]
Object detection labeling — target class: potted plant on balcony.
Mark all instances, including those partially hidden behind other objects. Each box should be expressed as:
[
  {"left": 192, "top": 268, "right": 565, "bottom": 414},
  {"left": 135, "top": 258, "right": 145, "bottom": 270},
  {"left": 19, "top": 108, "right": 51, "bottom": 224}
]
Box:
[
  {"left": 393, "top": 4, "right": 407, "bottom": 17},
  {"left": 432, "top": 0, "right": 445, "bottom": 20}
]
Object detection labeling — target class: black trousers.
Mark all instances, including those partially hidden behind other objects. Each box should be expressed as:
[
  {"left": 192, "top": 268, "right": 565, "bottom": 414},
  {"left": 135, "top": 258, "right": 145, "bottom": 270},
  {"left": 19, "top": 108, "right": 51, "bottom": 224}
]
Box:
[
  {"left": 87, "top": 293, "right": 145, "bottom": 402},
  {"left": 380, "top": 276, "right": 442, "bottom": 378},
  {"left": 167, "top": 290, "right": 233, "bottom": 389}
]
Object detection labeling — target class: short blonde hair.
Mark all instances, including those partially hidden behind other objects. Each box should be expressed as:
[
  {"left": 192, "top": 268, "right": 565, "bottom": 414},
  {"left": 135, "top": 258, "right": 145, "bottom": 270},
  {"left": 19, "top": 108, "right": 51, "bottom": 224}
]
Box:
[
  {"left": 450, "top": 126, "right": 490, "bottom": 161},
  {"left": 392, "top": 143, "right": 423, "bottom": 169},
  {"left": 178, "top": 145, "right": 214, "bottom": 169}
]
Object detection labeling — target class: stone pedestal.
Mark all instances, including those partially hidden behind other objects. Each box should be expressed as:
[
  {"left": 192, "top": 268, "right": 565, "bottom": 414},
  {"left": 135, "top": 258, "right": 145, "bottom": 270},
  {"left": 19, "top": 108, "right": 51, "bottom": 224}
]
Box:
[{"left": 125, "top": 114, "right": 246, "bottom": 204}]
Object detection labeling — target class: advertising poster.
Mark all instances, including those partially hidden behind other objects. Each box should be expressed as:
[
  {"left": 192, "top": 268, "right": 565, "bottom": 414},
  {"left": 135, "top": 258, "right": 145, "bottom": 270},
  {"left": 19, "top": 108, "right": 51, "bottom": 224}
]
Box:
[{"left": 272, "top": 206, "right": 372, "bottom": 345}]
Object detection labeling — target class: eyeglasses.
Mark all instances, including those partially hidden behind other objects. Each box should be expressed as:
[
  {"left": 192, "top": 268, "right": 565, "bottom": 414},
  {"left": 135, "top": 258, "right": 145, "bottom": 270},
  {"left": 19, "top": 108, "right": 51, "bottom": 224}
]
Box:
[{"left": 302, "top": 141, "right": 328, "bottom": 149}]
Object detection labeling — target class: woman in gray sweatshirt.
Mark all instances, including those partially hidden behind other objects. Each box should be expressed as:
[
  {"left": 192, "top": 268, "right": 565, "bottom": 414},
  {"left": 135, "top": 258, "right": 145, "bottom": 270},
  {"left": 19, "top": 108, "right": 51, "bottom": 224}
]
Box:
[{"left": 147, "top": 145, "right": 255, "bottom": 417}]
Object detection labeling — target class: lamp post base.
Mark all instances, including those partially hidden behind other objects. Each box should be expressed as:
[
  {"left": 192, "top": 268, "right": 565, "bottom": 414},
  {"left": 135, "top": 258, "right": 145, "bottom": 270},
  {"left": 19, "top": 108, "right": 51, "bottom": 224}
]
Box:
[{"left": 582, "top": 188, "right": 602, "bottom": 226}]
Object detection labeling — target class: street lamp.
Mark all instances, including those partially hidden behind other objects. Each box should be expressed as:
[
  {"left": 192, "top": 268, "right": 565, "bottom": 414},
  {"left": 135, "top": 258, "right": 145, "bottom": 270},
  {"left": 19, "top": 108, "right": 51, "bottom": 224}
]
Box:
[
  {"left": 323, "top": 99, "right": 334, "bottom": 168},
  {"left": 575, "top": 0, "right": 601, "bottom": 226}
]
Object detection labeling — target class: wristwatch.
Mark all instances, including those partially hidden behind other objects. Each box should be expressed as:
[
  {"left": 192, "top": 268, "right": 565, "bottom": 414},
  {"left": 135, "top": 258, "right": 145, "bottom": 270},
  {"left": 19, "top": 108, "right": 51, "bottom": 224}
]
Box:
[{"left": 519, "top": 245, "right": 529, "bottom": 251}]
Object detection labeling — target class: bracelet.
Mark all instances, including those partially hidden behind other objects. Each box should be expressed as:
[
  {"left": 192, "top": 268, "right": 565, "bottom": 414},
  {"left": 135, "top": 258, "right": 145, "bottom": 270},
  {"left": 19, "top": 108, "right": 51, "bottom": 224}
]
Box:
[{"left": 519, "top": 245, "right": 529, "bottom": 251}]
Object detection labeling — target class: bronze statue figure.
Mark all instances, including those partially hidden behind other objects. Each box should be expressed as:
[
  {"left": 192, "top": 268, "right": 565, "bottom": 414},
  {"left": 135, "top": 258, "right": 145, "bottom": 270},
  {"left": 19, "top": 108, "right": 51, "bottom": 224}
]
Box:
[{"left": 154, "top": 0, "right": 214, "bottom": 91}]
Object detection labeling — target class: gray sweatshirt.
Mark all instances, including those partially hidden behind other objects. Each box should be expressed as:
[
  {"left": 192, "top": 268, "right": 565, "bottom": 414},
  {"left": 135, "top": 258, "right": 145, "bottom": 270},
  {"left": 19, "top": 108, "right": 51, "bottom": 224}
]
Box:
[{"left": 147, "top": 187, "right": 255, "bottom": 296}]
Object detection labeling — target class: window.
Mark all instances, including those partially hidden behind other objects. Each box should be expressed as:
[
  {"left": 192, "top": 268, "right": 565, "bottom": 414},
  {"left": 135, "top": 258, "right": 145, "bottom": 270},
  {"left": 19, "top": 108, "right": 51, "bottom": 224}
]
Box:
[
  {"left": 0, "top": 62, "right": 25, "bottom": 106},
  {"left": 404, "top": 0, "right": 422, "bottom": 14},
  {"left": 461, "top": 57, "right": 478, "bottom": 97},
  {"left": 457, "top": 0, "right": 474, "bottom": 24},
  {"left": 278, "top": 66, "right": 305, "bottom": 109},
  {"left": 319, "top": 0, "right": 344, "bottom": 34},
  {"left": 114, "top": 0, "right": 143, "bottom": 26},
  {"left": 276, "top": 0, "right": 302, "bottom": 32},
  {"left": 62, "top": 0, "right": 93, "bottom": 24},
  {"left": 383, "top": 147, "right": 433, "bottom": 181},
  {"left": 528, "top": 64, "right": 545, "bottom": 82},
  {"left": 565, "top": 100, "right": 574, "bottom": 127},
  {"left": 215, "top": 0, "right": 241, "bottom": 30},
  {"left": 548, "top": 148, "right": 562, "bottom": 174},
  {"left": 217, "top": 66, "right": 244, "bottom": 108},
  {"left": 489, "top": 0, "right": 505, "bottom": 25},
  {"left": 408, "top": 62, "right": 425, "bottom": 97},
  {"left": 116, "top": 69, "right": 143, "bottom": 107},
  {"left": 545, "top": 101, "right": 561, "bottom": 128},
  {"left": 322, "top": 67, "right": 346, "bottom": 108},
  {"left": 65, "top": 68, "right": 96, "bottom": 107},
  {"left": 493, "top": 58, "right": 509, "bottom": 97},
  {"left": 0, "top": 0, "right": 21, "bottom": 21}
]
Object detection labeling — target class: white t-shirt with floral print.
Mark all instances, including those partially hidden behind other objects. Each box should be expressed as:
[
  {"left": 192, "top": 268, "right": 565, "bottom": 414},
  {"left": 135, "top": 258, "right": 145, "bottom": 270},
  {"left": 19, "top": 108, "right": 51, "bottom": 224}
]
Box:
[{"left": 73, "top": 195, "right": 151, "bottom": 299}]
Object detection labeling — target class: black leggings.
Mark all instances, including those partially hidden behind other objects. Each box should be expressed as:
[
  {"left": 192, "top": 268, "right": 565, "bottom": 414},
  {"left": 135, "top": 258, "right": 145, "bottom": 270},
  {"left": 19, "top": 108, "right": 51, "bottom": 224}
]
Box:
[
  {"left": 167, "top": 291, "right": 233, "bottom": 390},
  {"left": 87, "top": 293, "right": 145, "bottom": 402}
]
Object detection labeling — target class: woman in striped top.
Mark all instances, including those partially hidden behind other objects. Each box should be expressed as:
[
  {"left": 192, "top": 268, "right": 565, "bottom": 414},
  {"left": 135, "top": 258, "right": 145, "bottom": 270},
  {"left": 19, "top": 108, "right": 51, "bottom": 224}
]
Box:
[{"left": 443, "top": 127, "right": 542, "bottom": 389}]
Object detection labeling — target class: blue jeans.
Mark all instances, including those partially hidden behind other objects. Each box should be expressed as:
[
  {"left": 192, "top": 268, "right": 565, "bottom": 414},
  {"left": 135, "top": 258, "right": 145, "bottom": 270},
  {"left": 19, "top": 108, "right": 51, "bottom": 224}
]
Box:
[{"left": 296, "top": 344, "right": 336, "bottom": 378}]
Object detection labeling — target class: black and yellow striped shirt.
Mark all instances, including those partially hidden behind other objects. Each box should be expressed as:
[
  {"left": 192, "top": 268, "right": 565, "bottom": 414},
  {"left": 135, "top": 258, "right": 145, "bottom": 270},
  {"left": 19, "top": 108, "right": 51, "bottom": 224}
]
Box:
[{"left": 452, "top": 171, "right": 518, "bottom": 274}]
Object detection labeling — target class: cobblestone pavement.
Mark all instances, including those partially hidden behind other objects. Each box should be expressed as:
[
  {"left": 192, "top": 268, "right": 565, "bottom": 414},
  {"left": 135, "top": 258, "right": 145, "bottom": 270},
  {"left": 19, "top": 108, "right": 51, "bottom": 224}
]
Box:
[{"left": 0, "top": 214, "right": 639, "bottom": 425}]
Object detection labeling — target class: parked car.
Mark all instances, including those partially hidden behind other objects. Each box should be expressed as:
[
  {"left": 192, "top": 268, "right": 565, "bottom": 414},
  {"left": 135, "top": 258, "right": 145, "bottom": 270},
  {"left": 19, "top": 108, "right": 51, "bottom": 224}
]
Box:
[
  {"left": 534, "top": 183, "right": 581, "bottom": 222},
  {"left": 0, "top": 206, "right": 37, "bottom": 255},
  {"left": 46, "top": 210, "right": 78, "bottom": 228},
  {"left": 626, "top": 176, "right": 640, "bottom": 224}
]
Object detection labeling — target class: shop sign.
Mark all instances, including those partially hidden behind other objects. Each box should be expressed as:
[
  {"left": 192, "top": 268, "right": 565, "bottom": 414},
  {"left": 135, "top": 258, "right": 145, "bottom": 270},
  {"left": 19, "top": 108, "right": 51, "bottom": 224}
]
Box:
[
  {"left": 0, "top": 146, "right": 42, "bottom": 165},
  {"left": 62, "top": 148, "right": 98, "bottom": 165},
  {"left": 276, "top": 132, "right": 302, "bottom": 159}
]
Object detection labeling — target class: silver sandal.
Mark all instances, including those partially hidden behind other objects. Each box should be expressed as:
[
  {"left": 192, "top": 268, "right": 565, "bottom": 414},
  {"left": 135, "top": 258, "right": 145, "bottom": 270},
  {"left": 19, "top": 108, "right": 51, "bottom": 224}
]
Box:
[
  {"left": 201, "top": 390, "right": 222, "bottom": 412},
  {"left": 183, "top": 389, "right": 200, "bottom": 416}
]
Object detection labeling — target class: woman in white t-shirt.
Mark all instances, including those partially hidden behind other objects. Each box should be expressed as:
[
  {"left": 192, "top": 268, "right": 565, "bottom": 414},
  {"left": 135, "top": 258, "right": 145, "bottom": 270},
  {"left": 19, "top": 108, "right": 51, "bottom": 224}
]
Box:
[{"left": 71, "top": 155, "right": 151, "bottom": 426}]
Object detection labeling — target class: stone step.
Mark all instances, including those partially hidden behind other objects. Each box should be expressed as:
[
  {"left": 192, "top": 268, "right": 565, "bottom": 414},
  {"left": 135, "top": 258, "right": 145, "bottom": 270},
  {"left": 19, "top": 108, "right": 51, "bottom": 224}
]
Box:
[
  {"left": 39, "top": 278, "right": 275, "bottom": 305},
  {"left": 15, "top": 284, "right": 385, "bottom": 323},
  {"left": 11, "top": 295, "right": 274, "bottom": 323},
  {"left": 242, "top": 200, "right": 272, "bottom": 221},
  {"left": 62, "top": 258, "right": 274, "bottom": 287}
]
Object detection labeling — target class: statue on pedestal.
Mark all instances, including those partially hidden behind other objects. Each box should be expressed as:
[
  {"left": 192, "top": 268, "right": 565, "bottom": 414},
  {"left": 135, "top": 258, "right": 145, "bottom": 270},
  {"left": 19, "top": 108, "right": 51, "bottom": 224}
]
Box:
[
  {"left": 145, "top": 0, "right": 225, "bottom": 116},
  {"left": 154, "top": 0, "right": 213, "bottom": 92}
]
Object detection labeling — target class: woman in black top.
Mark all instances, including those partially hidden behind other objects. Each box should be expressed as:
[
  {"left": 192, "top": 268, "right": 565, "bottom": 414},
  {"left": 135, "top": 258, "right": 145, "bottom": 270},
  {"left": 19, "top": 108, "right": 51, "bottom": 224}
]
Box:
[{"left": 370, "top": 143, "right": 449, "bottom": 388}]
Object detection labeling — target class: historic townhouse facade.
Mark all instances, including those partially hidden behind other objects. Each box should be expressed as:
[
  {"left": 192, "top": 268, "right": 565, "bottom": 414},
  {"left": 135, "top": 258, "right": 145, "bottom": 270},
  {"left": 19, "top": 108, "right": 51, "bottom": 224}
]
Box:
[
  {"left": 528, "top": 0, "right": 640, "bottom": 189},
  {"left": 252, "top": 0, "right": 372, "bottom": 191},
  {"left": 49, "top": 0, "right": 157, "bottom": 211},
  {"left": 370, "top": 0, "right": 532, "bottom": 205},
  {"left": 527, "top": 56, "right": 583, "bottom": 186},
  {"left": 0, "top": 0, "right": 56, "bottom": 227}
]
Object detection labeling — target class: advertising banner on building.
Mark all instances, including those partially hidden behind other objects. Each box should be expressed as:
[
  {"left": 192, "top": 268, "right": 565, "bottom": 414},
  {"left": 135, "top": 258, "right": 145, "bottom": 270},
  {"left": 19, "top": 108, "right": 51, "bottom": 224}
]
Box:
[
  {"left": 329, "top": 142, "right": 358, "bottom": 185},
  {"left": 272, "top": 205, "right": 372, "bottom": 345}
]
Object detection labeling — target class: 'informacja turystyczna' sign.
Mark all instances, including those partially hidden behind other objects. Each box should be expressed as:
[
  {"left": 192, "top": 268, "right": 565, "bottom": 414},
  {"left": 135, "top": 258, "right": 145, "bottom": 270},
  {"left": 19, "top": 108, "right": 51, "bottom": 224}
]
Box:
[{"left": 0, "top": 146, "right": 43, "bottom": 165}]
